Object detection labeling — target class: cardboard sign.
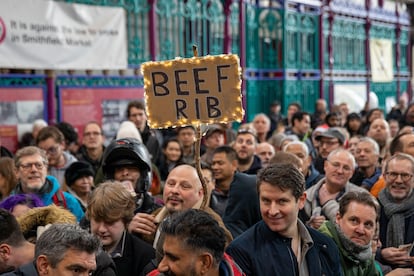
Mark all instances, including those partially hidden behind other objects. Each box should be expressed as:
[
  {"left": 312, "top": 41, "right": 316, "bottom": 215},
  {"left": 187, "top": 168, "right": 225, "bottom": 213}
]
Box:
[{"left": 141, "top": 54, "right": 244, "bottom": 128}]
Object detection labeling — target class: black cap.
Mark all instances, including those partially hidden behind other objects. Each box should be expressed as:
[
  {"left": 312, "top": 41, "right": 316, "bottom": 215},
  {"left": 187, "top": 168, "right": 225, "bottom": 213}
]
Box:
[{"left": 64, "top": 161, "right": 94, "bottom": 186}]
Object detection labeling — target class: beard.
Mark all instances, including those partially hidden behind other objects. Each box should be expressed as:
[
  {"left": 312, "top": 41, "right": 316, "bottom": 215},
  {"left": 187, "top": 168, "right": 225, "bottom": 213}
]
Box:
[
  {"left": 158, "top": 266, "right": 198, "bottom": 276},
  {"left": 237, "top": 155, "right": 253, "bottom": 165}
]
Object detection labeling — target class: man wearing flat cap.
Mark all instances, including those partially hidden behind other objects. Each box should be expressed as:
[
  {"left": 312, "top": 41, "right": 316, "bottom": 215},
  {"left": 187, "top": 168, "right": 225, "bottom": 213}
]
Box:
[
  {"left": 313, "top": 127, "right": 346, "bottom": 174},
  {"left": 201, "top": 125, "right": 225, "bottom": 166}
]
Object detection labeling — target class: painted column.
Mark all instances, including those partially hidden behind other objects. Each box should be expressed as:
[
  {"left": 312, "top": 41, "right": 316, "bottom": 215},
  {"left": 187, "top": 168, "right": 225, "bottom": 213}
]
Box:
[
  {"left": 46, "top": 70, "right": 56, "bottom": 124},
  {"left": 365, "top": 0, "right": 371, "bottom": 105},
  {"left": 327, "top": 9, "right": 334, "bottom": 109},
  {"left": 223, "top": 0, "right": 232, "bottom": 54},
  {"left": 149, "top": 0, "right": 157, "bottom": 61},
  {"left": 395, "top": 2, "right": 401, "bottom": 99}
]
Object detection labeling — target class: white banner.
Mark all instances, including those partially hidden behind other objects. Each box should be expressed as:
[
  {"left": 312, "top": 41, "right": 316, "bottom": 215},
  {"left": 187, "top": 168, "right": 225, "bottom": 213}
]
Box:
[
  {"left": 370, "top": 39, "right": 393, "bottom": 83},
  {"left": 0, "top": 0, "right": 127, "bottom": 70}
]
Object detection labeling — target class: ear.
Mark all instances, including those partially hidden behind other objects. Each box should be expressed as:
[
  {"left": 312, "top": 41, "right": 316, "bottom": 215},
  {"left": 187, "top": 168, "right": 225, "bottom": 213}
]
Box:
[
  {"left": 36, "top": 255, "right": 50, "bottom": 275},
  {"left": 231, "top": 159, "right": 238, "bottom": 171},
  {"left": 298, "top": 193, "right": 306, "bottom": 210},
  {"left": 305, "top": 156, "right": 312, "bottom": 167},
  {"left": 198, "top": 186, "right": 204, "bottom": 198},
  {"left": 335, "top": 212, "right": 341, "bottom": 224},
  {"left": 0, "top": 244, "right": 11, "bottom": 262},
  {"left": 198, "top": 253, "right": 214, "bottom": 275},
  {"left": 323, "top": 159, "right": 329, "bottom": 171}
]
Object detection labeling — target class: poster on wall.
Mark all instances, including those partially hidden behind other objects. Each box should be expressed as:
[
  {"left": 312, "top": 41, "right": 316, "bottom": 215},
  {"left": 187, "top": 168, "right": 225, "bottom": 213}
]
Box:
[
  {"left": 58, "top": 87, "right": 144, "bottom": 143},
  {"left": 0, "top": 87, "right": 47, "bottom": 153},
  {"left": 370, "top": 39, "right": 393, "bottom": 83}
]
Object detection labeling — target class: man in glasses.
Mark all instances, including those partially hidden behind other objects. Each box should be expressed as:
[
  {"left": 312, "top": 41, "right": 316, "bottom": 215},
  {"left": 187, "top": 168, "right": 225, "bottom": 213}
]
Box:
[
  {"left": 313, "top": 127, "right": 345, "bottom": 174},
  {"left": 10, "top": 146, "right": 84, "bottom": 221},
  {"left": 301, "top": 148, "right": 367, "bottom": 229},
  {"left": 76, "top": 121, "right": 105, "bottom": 176},
  {"left": 377, "top": 153, "right": 414, "bottom": 268},
  {"left": 36, "top": 126, "right": 78, "bottom": 186}
]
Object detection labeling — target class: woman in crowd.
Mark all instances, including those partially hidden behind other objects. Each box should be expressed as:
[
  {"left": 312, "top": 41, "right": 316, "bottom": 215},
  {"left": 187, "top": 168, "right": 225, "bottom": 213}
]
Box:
[
  {"left": 0, "top": 193, "right": 44, "bottom": 217},
  {"left": 156, "top": 137, "right": 184, "bottom": 181},
  {"left": 0, "top": 157, "right": 18, "bottom": 200},
  {"left": 63, "top": 161, "right": 95, "bottom": 212}
]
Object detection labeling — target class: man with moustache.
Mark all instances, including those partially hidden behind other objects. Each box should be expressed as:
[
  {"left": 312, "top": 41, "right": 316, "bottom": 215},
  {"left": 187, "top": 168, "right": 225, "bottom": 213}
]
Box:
[
  {"left": 130, "top": 164, "right": 232, "bottom": 254},
  {"left": 377, "top": 153, "right": 414, "bottom": 269},
  {"left": 147, "top": 209, "right": 244, "bottom": 276},
  {"left": 11, "top": 146, "right": 84, "bottom": 221},
  {"left": 255, "top": 142, "right": 275, "bottom": 168}
]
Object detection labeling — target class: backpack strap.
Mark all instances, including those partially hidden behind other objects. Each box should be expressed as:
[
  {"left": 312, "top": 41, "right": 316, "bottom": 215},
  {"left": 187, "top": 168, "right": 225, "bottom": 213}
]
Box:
[{"left": 52, "top": 189, "right": 67, "bottom": 209}]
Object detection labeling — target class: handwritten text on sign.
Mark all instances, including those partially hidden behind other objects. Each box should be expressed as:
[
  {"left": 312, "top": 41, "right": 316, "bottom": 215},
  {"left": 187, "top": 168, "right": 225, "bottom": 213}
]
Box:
[{"left": 141, "top": 54, "right": 243, "bottom": 129}]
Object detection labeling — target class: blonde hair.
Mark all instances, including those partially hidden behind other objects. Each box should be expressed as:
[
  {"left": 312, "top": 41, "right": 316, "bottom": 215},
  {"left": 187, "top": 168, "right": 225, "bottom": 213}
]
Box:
[
  {"left": 87, "top": 181, "right": 135, "bottom": 225},
  {"left": 14, "top": 146, "right": 48, "bottom": 167}
]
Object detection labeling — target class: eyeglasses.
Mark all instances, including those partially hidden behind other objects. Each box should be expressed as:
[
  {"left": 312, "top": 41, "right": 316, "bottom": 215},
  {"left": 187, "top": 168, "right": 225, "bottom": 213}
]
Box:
[
  {"left": 19, "top": 162, "right": 45, "bottom": 171},
  {"left": 385, "top": 171, "right": 413, "bottom": 182},
  {"left": 84, "top": 131, "right": 102, "bottom": 137},
  {"left": 42, "top": 145, "right": 59, "bottom": 155},
  {"left": 327, "top": 160, "right": 353, "bottom": 173}
]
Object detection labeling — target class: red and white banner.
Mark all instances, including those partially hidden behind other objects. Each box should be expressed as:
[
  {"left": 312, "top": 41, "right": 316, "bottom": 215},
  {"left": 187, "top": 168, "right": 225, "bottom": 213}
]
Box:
[{"left": 0, "top": 0, "right": 127, "bottom": 70}]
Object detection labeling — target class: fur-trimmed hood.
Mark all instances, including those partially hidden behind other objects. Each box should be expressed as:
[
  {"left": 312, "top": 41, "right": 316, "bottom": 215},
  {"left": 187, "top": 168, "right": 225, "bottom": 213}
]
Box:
[{"left": 17, "top": 205, "right": 76, "bottom": 241}]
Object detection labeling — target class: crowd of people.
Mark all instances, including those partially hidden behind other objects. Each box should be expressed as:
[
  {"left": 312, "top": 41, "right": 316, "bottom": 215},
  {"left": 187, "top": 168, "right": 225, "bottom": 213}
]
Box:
[{"left": 1, "top": 97, "right": 414, "bottom": 275}]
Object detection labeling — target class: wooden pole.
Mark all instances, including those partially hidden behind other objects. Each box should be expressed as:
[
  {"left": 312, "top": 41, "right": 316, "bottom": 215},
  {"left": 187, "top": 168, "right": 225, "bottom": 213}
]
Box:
[{"left": 192, "top": 45, "right": 208, "bottom": 208}]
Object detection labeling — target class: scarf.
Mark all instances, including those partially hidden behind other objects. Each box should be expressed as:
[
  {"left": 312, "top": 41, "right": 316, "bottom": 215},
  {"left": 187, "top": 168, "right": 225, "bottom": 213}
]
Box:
[
  {"left": 379, "top": 188, "right": 414, "bottom": 247},
  {"left": 335, "top": 224, "right": 372, "bottom": 263}
]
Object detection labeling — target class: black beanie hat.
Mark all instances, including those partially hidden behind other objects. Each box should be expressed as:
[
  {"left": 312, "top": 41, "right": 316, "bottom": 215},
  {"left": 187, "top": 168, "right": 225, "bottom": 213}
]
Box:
[{"left": 64, "top": 161, "right": 94, "bottom": 186}]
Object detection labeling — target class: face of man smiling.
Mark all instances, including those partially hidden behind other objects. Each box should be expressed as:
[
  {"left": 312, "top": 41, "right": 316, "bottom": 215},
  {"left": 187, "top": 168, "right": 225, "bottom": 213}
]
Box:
[
  {"left": 163, "top": 165, "right": 203, "bottom": 214},
  {"left": 384, "top": 158, "right": 414, "bottom": 203},
  {"left": 16, "top": 153, "right": 48, "bottom": 193}
]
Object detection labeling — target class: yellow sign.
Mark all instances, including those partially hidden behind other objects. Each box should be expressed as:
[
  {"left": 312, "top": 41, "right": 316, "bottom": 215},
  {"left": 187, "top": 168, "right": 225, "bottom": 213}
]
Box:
[{"left": 141, "top": 54, "right": 244, "bottom": 129}]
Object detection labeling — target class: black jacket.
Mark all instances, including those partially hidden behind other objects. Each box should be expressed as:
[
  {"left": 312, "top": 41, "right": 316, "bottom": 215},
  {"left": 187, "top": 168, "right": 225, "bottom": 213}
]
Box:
[
  {"left": 112, "top": 231, "right": 155, "bottom": 276},
  {"left": 226, "top": 220, "right": 342, "bottom": 276},
  {"left": 241, "top": 155, "right": 262, "bottom": 175},
  {"left": 2, "top": 262, "right": 38, "bottom": 276},
  {"left": 223, "top": 172, "right": 261, "bottom": 238}
]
